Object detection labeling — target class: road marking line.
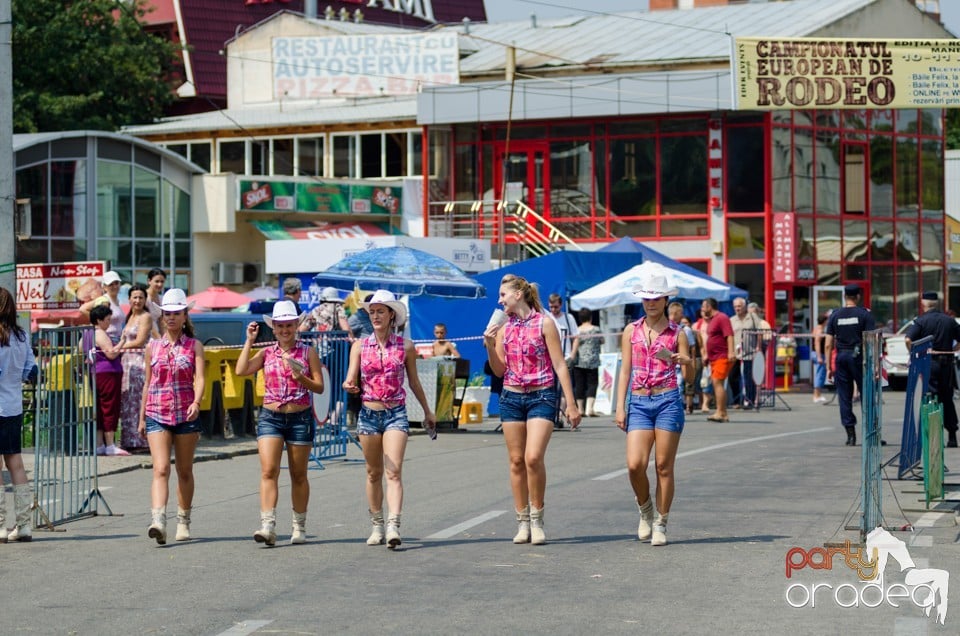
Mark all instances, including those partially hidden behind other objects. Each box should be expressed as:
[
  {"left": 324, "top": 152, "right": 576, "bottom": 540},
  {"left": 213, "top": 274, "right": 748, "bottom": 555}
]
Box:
[
  {"left": 914, "top": 511, "right": 943, "bottom": 528},
  {"left": 426, "top": 510, "right": 507, "bottom": 539},
  {"left": 592, "top": 427, "right": 834, "bottom": 480},
  {"left": 215, "top": 620, "right": 273, "bottom": 636}
]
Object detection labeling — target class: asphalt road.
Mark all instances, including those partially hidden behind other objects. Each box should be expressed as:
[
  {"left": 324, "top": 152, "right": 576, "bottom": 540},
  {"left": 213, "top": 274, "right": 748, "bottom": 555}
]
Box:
[{"left": 1, "top": 391, "right": 957, "bottom": 635}]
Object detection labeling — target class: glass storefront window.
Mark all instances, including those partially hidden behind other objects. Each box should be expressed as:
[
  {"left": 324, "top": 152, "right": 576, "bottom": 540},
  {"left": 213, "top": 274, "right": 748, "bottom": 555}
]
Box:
[
  {"left": 895, "top": 265, "right": 919, "bottom": 325},
  {"left": 727, "top": 217, "right": 765, "bottom": 259},
  {"left": 219, "top": 141, "right": 245, "bottom": 173},
  {"left": 134, "top": 167, "right": 160, "bottom": 238},
  {"left": 50, "top": 239, "right": 85, "bottom": 263},
  {"left": 896, "top": 110, "right": 918, "bottom": 135},
  {"left": 273, "top": 138, "right": 294, "bottom": 176},
  {"left": 385, "top": 132, "right": 405, "bottom": 177},
  {"left": 172, "top": 183, "right": 190, "bottom": 239},
  {"left": 816, "top": 130, "right": 841, "bottom": 215},
  {"left": 920, "top": 139, "right": 943, "bottom": 217},
  {"left": 361, "top": 133, "right": 383, "bottom": 178},
  {"left": 793, "top": 128, "right": 813, "bottom": 213},
  {"left": 895, "top": 138, "right": 918, "bottom": 217},
  {"left": 797, "top": 216, "right": 815, "bottom": 262},
  {"left": 190, "top": 142, "right": 211, "bottom": 172},
  {"left": 661, "top": 218, "right": 708, "bottom": 237},
  {"left": 869, "top": 134, "right": 893, "bottom": 217},
  {"left": 871, "top": 109, "right": 895, "bottom": 132},
  {"left": 870, "top": 220, "right": 894, "bottom": 260},
  {"left": 17, "top": 164, "right": 48, "bottom": 236},
  {"left": 615, "top": 219, "right": 656, "bottom": 237},
  {"left": 726, "top": 263, "right": 764, "bottom": 301},
  {"left": 920, "top": 109, "right": 943, "bottom": 136},
  {"left": 411, "top": 132, "right": 423, "bottom": 176},
  {"left": 97, "top": 161, "right": 131, "bottom": 238},
  {"left": 870, "top": 264, "right": 894, "bottom": 329},
  {"left": 660, "top": 135, "right": 706, "bottom": 214},
  {"left": 842, "top": 218, "right": 868, "bottom": 262},
  {"left": 726, "top": 126, "right": 764, "bottom": 212},
  {"left": 815, "top": 217, "right": 840, "bottom": 264},
  {"left": 251, "top": 140, "right": 267, "bottom": 175},
  {"left": 609, "top": 138, "right": 655, "bottom": 216},
  {"left": 454, "top": 144, "right": 477, "bottom": 201},
  {"left": 333, "top": 135, "right": 356, "bottom": 178},
  {"left": 771, "top": 126, "right": 791, "bottom": 211},
  {"left": 297, "top": 137, "right": 323, "bottom": 177},
  {"left": 921, "top": 222, "right": 944, "bottom": 262},
  {"left": 549, "top": 141, "right": 592, "bottom": 220}
]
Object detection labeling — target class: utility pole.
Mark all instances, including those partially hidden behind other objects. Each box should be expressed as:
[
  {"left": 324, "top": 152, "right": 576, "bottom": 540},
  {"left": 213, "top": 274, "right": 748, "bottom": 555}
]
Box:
[{"left": 0, "top": 0, "right": 14, "bottom": 291}]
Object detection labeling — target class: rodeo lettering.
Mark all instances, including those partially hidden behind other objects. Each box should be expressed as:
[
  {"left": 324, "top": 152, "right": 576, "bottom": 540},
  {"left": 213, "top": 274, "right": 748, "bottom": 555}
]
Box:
[{"left": 754, "top": 40, "right": 895, "bottom": 107}]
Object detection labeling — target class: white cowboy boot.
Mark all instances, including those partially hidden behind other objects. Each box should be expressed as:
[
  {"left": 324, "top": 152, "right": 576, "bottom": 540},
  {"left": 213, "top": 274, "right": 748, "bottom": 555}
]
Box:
[
  {"left": 386, "top": 513, "right": 402, "bottom": 549},
  {"left": 291, "top": 510, "right": 307, "bottom": 545},
  {"left": 148, "top": 507, "right": 167, "bottom": 545},
  {"left": 7, "top": 484, "right": 33, "bottom": 542},
  {"left": 0, "top": 487, "right": 8, "bottom": 543},
  {"left": 530, "top": 506, "right": 546, "bottom": 545},
  {"left": 253, "top": 509, "right": 277, "bottom": 546},
  {"left": 175, "top": 507, "right": 192, "bottom": 541},
  {"left": 651, "top": 511, "right": 669, "bottom": 547},
  {"left": 513, "top": 505, "right": 531, "bottom": 544},
  {"left": 637, "top": 497, "right": 654, "bottom": 542},
  {"left": 367, "top": 510, "right": 385, "bottom": 546}
]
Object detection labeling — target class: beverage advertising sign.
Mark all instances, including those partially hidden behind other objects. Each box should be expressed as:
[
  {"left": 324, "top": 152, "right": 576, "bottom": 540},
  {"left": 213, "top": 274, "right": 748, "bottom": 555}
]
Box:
[
  {"left": 16, "top": 261, "right": 107, "bottom": 310},
  {"left": 734, "top": 38, "right": 960, "bottom": 110},
  {"left": 238, "top": 179, "right": 400, "bottom": 214}
]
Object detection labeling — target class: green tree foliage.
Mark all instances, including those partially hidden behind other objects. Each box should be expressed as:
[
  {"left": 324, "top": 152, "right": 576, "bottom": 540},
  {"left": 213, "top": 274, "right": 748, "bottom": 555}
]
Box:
[
  {"left": 947, "top": 110, "right": 960, "bottom": 150},
  {"left": 12, "top": 0, "right": 180, "bottom": 133}
]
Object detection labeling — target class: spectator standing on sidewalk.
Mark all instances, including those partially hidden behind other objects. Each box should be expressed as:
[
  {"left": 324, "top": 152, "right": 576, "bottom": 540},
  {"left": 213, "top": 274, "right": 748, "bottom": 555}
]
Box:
[
  {"left": 811, "top": 314, "right": 828, "bottom": 404},
  {"left": 824, "top": 284, "right": 875, "bottom": 446},
  {"left": 282, "top": 278, "right": 304, "bottom": 314},
  {"left": 80, "top": 270, "right": 125, "bottom": 344},
  {"left": 484, "top": 275, "right": 580, "bottom": 546},
  {"left": 138, "top": 289, "right": 206, "bottom": 545},
  {"left": 701, "top": 298, "right": 735, "bottom": 422},
  {"left": 904, "top": 291, "right": 960, "bottom": 448},
  {"left": 569, "top": 308, "right": 601, "bottom": 417},
  {"left": 342, "top": 290, "right": 436, "bottom": 549},
  {"left": 614, "top": 274, "right": 692, "bottom": 547},
  {"left": 729, "top": 298, "right": 761, "bottom": 409},
  {"left": 301, "top": 286, "right": 350, "bottom": 333},
  {"left": 85, "top": 305, "right": 129, "bottom": 456},
  {"left": 0, "top": 287, "right": 39, "bottom": 542},
  {"left": 236, "top": 301, "right": 324, "bottom": 546},
  {"left": 118, "top": 283, "right": 156, "bottom": 452},
  {"left": 145, "top": 268, "right": 167, "bottom": 335}
]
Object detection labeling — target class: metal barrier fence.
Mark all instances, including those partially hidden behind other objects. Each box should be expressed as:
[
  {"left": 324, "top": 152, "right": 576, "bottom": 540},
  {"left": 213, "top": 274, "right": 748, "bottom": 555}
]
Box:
[
  {"left": 742, "top": 329, "right": 792, "bottom": 410},
  {"left": 898, "top": 336, "right": 932, "bottom": 479},
  {"left": 860, "top": 330, "right": 884, "bottom": 540},
  {"left": 32, "top": 326, "right": 111, "bottom": 528},
  {"left": 298, "top": 331, "right": 361, "bottom": 469}
]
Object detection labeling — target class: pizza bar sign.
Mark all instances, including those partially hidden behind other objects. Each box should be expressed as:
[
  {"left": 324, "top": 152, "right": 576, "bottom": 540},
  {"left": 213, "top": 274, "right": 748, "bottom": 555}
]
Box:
[{"left": 245, "top": 0, "right": 438, "bottom": 22}]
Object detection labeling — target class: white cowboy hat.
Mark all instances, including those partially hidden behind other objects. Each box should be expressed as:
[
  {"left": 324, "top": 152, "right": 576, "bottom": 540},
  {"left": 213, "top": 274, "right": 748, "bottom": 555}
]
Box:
[
  {"left": 102, "top": 270, "right": 122, "bottom": 286},
  {"left": 632, "top": 274, "right": 678, "bottom": 300},
  {"left": 363, "top": 290, "right": 407, "bottom": 328},
  {"left": 320, "top": 286, "right": 343, "bottom": 303},
  {"left": 263, "top": 300, "right": 307, "bottom": 328},
  {"left": 159, "top": 288, "right": 195, "bottom": 312}
]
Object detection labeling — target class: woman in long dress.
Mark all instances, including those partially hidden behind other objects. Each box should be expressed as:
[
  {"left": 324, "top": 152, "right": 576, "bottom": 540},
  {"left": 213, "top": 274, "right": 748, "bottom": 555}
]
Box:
[{"left": 119, "top": 283, "right": 157, "bottom": 451}]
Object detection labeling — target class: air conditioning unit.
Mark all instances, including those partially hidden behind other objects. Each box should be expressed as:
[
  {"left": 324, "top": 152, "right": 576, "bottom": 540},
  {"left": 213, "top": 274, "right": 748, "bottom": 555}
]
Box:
[
  {"left": 212, "top": 262, "right": 245, "bottom": 285},
  {"left": 212, "top": 262, "right": 264, "bottom": 285}
]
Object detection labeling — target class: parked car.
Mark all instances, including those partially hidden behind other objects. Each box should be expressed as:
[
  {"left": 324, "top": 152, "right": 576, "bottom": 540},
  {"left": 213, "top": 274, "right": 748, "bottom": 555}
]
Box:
[{"left": 882, "top": 317, "right": 960, "bottom": 389}]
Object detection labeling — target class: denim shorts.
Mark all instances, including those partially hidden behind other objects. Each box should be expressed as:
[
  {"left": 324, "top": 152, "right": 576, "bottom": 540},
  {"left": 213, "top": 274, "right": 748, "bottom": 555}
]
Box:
[
  {"left": 145, "top": 417, "right": 203, "bottom": 435},
  {"left": 498, "top": 387, "right": 558, "bottom": 423},
  {"left": 626, "top": 392, "right": 685, "bottom": 434},
  {"left": 257, "top": 408, "right": 315, "bottom": 446},
  {"left": 0, "top": 414, "right": 23, "bottom": 455},
  {"left": 357, "top": 404, "right": 410, "bottom": 436}
]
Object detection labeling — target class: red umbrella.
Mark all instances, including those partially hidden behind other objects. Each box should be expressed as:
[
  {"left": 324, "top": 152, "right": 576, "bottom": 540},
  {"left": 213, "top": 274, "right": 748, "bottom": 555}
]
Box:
[{"left": 185, "top": 286, "right": 252, "bottom": 311}]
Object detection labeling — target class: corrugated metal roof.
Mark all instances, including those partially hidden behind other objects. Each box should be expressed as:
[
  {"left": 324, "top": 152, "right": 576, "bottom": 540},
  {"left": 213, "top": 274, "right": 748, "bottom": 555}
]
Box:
[
  {"left": 451, "top": 0, "right": 890, "bottom": 74},
  {"left": 123, "top": 98, "right": 419, "bottom": 137}
]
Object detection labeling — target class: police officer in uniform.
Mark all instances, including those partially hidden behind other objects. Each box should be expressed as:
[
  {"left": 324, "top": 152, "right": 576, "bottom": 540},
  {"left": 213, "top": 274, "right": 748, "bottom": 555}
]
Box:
[
  {"left": 904, "top": 291, "right": 960, "bottom": 448},
  {"left": 824, "top": 284, "right": 876, "bottom": 446}
]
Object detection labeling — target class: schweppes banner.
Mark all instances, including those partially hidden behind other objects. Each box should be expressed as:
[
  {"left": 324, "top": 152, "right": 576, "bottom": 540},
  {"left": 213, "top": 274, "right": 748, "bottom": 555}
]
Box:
[{"left": 733, "top": 37, "right": 960, "bottom": 110}]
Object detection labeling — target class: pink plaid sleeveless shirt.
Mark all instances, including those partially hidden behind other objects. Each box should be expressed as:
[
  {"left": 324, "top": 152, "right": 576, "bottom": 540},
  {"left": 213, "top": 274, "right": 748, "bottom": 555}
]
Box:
[
  {"left": 630, "top": 317, "right": 680, "bottom": 392},
  {"left": 360, "top": 333, "right": 407, "bottom": 405},
  {"left": 503, "top": 312, "right": 555, "bottom": 390},
  {"left": 145, "top": 333, "right": 198, "bottom": 425},
  {"left": 262, "top": 342, "right": 312, "bottom": 407}
]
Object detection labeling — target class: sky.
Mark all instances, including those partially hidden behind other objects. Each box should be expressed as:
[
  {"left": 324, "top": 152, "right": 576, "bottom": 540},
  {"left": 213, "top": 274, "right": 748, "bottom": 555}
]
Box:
[{"left": 483, "top": 0, "right": 960, "bottom": 35}]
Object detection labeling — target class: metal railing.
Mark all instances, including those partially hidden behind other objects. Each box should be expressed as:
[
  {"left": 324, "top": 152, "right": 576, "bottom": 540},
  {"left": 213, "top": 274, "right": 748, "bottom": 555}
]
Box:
[{"left": 860, "top": 330, "right": 884, "bottom": 540}]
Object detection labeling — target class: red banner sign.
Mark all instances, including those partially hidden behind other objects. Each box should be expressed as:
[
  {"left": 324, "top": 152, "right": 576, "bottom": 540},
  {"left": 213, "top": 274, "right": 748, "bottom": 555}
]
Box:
[
  {"left": 772, "top": 213, "right": 796, "bottom": 283},
  {"left": 16, "top": 261, "right": 107, "bottom": 310}
]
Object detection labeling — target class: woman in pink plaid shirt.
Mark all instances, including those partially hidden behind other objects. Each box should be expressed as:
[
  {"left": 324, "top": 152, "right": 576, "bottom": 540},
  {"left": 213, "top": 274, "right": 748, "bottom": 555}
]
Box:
[
  {"left": 138, "top": 288, "right": 205, "bottom": 546},
  {"left": 483, "top": 274, "right": 580, "bottom": 546},
  {"left": 342, "top": 290, "right": 435, "bottom": 549},
  {"left": 615, "top": 272, "right": 692, "bottom": 548}
]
